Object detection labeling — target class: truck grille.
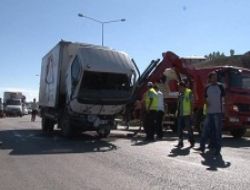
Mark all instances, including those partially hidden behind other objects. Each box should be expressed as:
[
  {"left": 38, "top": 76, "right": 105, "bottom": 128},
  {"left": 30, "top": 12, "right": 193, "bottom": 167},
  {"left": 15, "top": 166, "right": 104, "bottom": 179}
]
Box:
[{"left": 237, "top": 104, "right": 250, "bottom": 112}]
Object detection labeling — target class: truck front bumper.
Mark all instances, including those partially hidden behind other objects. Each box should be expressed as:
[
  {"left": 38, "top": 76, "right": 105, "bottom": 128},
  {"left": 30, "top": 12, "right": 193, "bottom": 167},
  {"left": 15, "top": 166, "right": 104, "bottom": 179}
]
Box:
[
  {"left": 69, "top": 113, "right": 115, "bottom": 131},
  {"left": 225, "top": 115, "right": 250, "bottom": 129},
  {"left": 5, "top": 109, "right": 22, "bottom": 116}
]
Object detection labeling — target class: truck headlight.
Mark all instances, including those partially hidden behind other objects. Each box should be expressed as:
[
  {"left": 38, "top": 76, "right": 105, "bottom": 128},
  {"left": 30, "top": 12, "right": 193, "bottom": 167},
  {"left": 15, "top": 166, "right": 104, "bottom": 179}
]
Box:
[
  {"left": 232, "top": 105, "right": 239, "bottom": 112},
  {"left": 229, "top": 117, "right": 239, "bottom": 123}
]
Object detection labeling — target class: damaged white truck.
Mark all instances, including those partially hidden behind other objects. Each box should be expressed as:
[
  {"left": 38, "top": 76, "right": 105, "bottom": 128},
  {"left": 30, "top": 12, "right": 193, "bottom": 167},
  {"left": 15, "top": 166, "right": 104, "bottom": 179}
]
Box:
[{"left": 39, "top": 40, "right": 139, "bottom": 137}]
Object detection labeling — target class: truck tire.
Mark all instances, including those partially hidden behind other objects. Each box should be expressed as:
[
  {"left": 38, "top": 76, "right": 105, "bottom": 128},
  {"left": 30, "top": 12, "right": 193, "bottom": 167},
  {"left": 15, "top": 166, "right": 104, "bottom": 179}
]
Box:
[
  {"left": 230, "top": 128, "right": 246, "bottom": 139},
  {"left": 60, "top": 114, "right": 74, "bottom": 137},
  {"left": 42, "top": 117, "right": 54, "bottom": 133},
  {"left": 97, "top": 127, "right": 111, "bottom": 138}
]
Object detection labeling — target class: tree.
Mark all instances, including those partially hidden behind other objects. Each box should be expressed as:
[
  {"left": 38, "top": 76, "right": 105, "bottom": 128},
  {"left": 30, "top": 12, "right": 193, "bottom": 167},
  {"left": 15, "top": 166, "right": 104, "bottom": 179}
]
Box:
[
  {"left": 230, "top": 49, "right": 235, "bottom": 56},
  {"left": 205, "top": 51, "right": 225, "bottom": 60}
]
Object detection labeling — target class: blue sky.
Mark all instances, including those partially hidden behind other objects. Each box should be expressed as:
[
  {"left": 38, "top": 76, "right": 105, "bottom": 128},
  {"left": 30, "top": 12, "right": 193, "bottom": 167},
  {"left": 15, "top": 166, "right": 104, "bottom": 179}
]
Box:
[{"left": 0, "top": 0, "right": 250, "bottom": 101}]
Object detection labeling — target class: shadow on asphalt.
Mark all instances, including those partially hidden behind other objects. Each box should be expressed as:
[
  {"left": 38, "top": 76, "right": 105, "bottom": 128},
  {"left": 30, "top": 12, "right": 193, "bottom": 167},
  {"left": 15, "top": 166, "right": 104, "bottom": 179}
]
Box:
[
  {"left": 129, "top": 130, "right": 179, "bottom": 146},
  {"left": 0, "top": 128, "right": 249, "bottom": 156},
  {"left": 122, "top": 128, "right": 250, "bottom": 147},
  {"left": 0, "top": 129, "right": 117, "bottom": 155},
  {"left": 221, "top": 137, "right": 250, "bottom": 148},
  {"left": 168, "top": 147, "right": 191, "bottom": 157},
  {"left": 200, "top": 151, "right": 231, "bottom": 171}
]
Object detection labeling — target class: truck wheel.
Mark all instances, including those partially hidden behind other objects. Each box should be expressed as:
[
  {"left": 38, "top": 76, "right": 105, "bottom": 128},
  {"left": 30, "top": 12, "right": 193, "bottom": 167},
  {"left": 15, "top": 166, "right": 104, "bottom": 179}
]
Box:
[
  {"left": 42, "top": 117, "right": 54, "bottom": 133},
  {"left": 230, "top": 128, "right": 246, "bottom": 139},
  {"left": 97, "top": 128, "right": 111, "bottom": 138},
  {"left": 60, "top": 114, "right": 74, "bottom": 137},
  {"left": 72, "top": 127, "right": 82, "bottom": 136}
]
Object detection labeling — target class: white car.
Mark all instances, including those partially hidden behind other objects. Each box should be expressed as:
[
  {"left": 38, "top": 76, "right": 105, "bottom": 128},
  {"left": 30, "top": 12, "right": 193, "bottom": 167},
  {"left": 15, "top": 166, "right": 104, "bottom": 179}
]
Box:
[{"left": 22, "top": 105, "right": 29, "bottom": 115}]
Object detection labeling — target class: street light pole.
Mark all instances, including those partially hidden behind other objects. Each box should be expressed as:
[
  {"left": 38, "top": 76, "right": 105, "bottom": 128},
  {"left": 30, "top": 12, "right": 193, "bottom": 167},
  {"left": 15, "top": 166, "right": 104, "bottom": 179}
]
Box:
[
  {"left": 102, "top": 23, "right": 104, "bottom": 46},
  {"left": 78, "top": 13, "right": 126, "bottom": 46}
]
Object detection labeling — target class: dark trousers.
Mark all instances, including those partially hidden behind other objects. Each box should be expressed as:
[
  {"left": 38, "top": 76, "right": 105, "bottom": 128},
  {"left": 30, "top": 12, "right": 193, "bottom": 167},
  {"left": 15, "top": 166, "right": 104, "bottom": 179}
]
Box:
[
  {"left": 200, "top": 113, "right": 223, "bottom": 153},
  {"left": 31, "top": 110, "right": 37, "bottom": 122},
  {"left": 177, "top": 115, "right": 194, "bottom": 143},
  {"left": 144, "top": 110, "right": 157, "bottom": 140},
  {"left": 156, "top": 111, "right": 164, "bottom": 138}
]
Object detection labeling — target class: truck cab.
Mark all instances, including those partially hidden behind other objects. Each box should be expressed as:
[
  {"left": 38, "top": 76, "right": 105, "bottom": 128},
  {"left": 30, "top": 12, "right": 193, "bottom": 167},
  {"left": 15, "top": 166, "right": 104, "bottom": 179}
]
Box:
[
  {"left": 5, "top": 98, "right": 23, "bottom": 117},
  {"left": 216, "top": 67, "right": 250, "bottom": 137}
]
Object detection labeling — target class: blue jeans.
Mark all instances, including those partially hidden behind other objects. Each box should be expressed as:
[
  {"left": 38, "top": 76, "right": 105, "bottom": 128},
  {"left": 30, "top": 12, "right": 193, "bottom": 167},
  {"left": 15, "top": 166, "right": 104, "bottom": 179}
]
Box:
[
  {"left": 200, "top": 113, "right": 223, "bottom": 153},
  {"left": 177, "top": 115, "right": 194, "bottom": 143}
]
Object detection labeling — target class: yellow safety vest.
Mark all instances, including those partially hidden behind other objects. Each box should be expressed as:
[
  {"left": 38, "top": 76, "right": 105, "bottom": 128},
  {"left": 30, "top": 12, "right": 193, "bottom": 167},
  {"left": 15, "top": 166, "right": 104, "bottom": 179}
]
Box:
[
  {"left": 182, "top": 88, "right": 192, "bottom": 116},
  {"left": 144, "top": 88, "right": 158, "bottom": 111}
]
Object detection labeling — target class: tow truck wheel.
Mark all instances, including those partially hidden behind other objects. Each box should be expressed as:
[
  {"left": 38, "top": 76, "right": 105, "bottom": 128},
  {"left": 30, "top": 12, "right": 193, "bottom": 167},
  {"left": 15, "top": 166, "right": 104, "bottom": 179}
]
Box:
[
  {"left": 42, "top": 117, "right": 54, "bottom": 133},
  {"left": 230, "top": 128, "right": 246, "bottom": 139},
  {"left": 97, "top": 127, "right": 111, "bottom": 138}
]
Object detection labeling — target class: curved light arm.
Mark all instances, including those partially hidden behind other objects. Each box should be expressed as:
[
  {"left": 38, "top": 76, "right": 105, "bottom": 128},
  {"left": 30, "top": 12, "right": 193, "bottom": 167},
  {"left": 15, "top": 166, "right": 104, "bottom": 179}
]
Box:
[{"left": 78, "top": 13, "right": 102, "bottom": 23}]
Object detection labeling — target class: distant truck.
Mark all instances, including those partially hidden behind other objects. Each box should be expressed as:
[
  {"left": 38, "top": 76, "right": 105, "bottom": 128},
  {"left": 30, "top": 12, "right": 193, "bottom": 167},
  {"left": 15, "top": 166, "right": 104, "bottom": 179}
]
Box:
[
  {"left": 3, "top": 91, "right": 23, "bottom": 117},
  {"left": 39, "top": 40, "right": 139, "bottom": 137}
]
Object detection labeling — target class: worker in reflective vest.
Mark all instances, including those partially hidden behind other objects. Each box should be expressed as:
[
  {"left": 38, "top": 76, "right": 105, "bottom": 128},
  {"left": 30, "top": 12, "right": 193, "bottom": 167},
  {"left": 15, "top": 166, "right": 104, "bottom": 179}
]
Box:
[
  {"left": 176, "top": 80, "right": 195, "bottom": 148},
  {"left": 154, "top": 84, "right": 165, "bottom": 140},
  {"left": 143, "top": 82, "right": 158, "bottom": 141}
]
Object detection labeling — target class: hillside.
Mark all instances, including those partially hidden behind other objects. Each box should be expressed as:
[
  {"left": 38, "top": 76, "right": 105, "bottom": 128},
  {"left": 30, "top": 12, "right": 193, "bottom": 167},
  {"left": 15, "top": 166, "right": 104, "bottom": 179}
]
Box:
[{"left": 194, "top": 54, "right": 250, "bottom": 69}]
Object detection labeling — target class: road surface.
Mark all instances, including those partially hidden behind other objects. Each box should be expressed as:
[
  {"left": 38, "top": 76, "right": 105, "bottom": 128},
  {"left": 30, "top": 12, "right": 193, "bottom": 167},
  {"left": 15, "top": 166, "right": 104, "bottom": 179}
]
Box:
[{"left": 0, "top": 116, "right": 250, "bottom": 190}]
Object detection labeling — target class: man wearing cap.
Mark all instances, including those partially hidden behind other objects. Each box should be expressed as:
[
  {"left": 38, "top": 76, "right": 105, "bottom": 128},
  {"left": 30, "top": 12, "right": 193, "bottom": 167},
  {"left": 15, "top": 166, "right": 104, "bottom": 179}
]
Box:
[
  {"left": 143, "top": 82, "right": 158, "bottom": 141},
  {"left": 176, "top": 80, "right": 195, "bottom": 148}
]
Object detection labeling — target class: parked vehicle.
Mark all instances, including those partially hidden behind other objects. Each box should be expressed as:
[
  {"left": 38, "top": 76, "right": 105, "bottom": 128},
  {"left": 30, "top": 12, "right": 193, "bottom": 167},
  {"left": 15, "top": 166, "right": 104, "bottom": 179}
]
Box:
[
  {"left": 27, "top": 108, "right": 32, "bottom": 114},
  {"left": 22, "top": 105, "right": 29, "bottom": 115},
  {"left": 39, "top": 40, "right": 139, "bottom": 137},
  {"left": 26, "top": 103, "right": 33, "bottom": 114},
  {"left": 3, "top": 92, "right": 24, "bottom": 117},
  {"left": 0, "top": 98, "right": 5, "bottom": 118}
]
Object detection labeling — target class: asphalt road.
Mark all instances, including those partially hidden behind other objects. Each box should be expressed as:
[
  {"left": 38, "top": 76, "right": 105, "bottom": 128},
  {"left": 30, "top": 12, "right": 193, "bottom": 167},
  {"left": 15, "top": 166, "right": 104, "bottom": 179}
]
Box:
[{"left": 0, "top": 116, "right": 250, "bottom": 190}]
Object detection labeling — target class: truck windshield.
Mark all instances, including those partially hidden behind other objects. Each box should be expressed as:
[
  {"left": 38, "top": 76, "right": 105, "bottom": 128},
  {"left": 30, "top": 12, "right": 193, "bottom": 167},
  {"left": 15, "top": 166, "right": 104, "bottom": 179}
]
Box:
[
  {"left": 229, "top": 70, "right": 250, "bottom": 89},
  {"left": 6, "top": 99, "right": 21, "bottom": 105},
  {"left": 78, "top": 71, "right": 133, "bottom": 101}
]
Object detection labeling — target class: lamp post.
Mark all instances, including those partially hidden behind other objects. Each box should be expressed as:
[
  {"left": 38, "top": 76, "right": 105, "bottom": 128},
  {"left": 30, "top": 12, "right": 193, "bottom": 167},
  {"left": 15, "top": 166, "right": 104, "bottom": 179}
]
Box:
[{"left": 78, "top": 13, "right": 126, "bottom": 46}]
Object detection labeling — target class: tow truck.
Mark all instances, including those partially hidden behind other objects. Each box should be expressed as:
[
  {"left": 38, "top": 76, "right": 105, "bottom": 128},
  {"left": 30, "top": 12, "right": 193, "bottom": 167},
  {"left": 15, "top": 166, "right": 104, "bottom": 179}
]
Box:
[{"left": 130, "top": 51, "right": 250, "bottom": 138}]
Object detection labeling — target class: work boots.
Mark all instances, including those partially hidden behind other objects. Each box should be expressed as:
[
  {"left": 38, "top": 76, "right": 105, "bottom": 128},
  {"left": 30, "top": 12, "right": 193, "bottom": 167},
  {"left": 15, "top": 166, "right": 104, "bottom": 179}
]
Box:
[
  {"left": 176, "top": 141, "right": 184, "bottom": 148},
  {"left": 189, "top": 139, "right": 195, "bottom": 148}
]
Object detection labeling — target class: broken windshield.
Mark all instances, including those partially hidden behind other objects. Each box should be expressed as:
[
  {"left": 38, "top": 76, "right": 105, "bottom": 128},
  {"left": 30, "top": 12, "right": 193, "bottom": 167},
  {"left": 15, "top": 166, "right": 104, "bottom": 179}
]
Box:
[{"left": 78, "top": 71, "right": 134, "bottom": 102}]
